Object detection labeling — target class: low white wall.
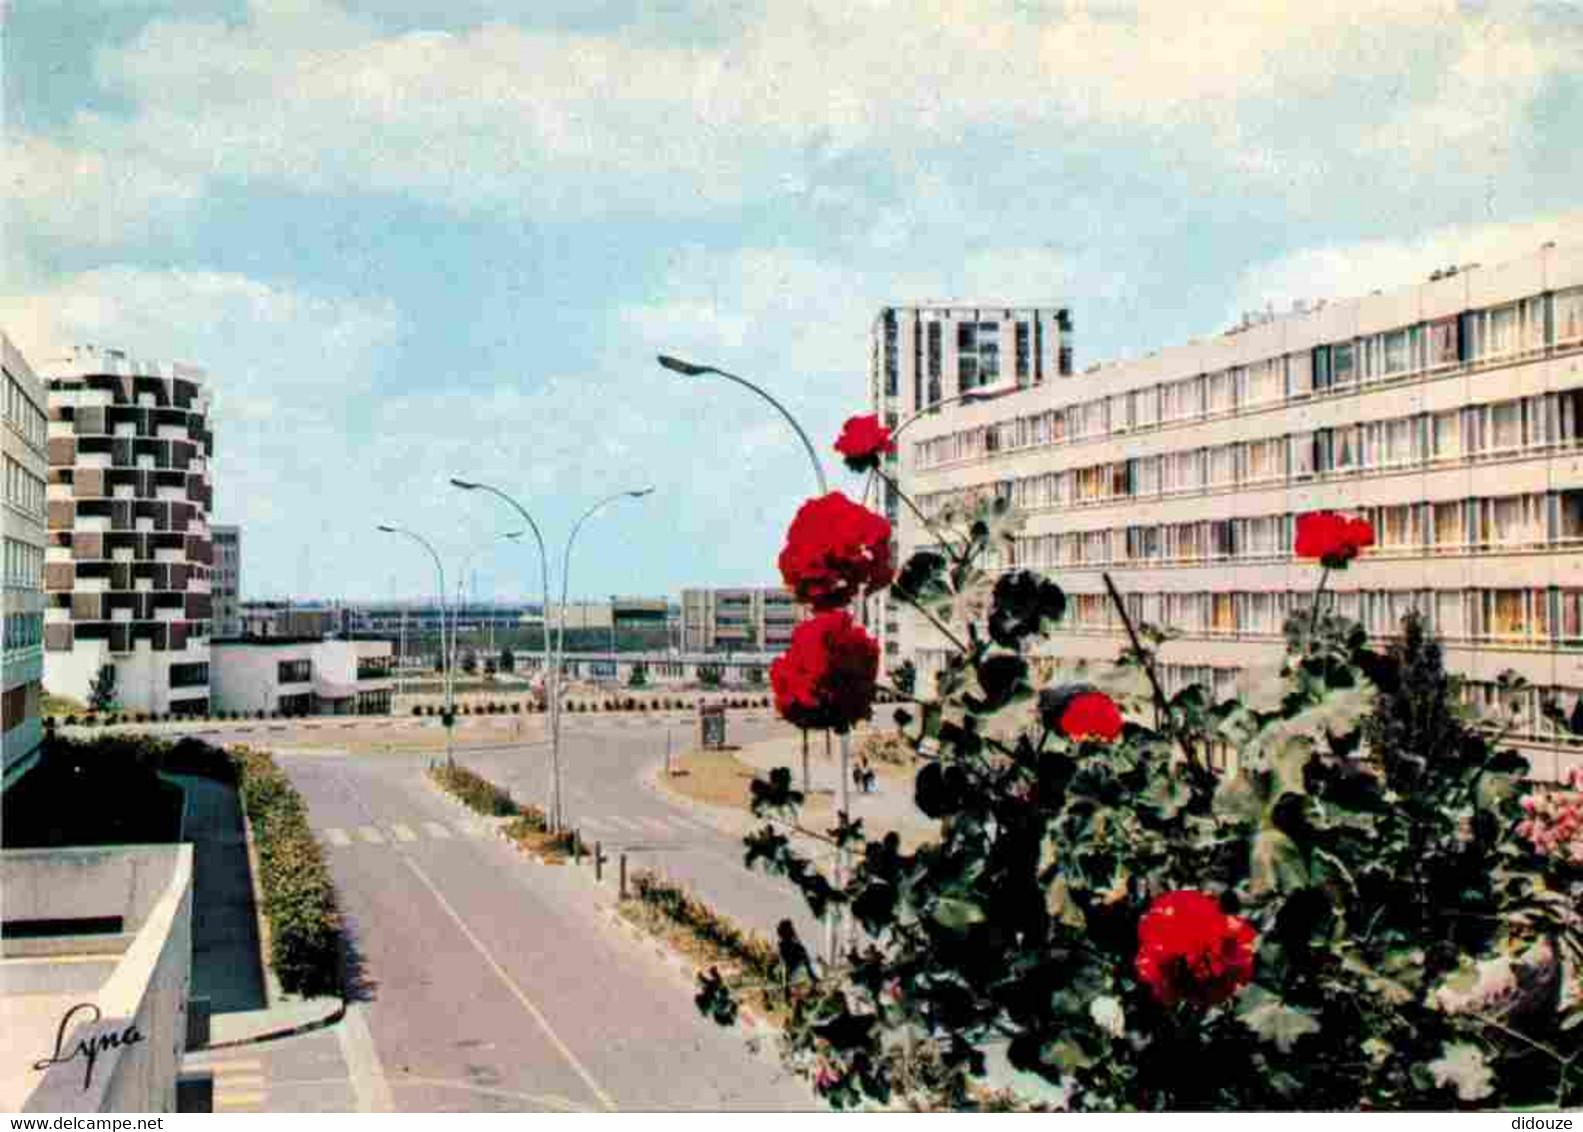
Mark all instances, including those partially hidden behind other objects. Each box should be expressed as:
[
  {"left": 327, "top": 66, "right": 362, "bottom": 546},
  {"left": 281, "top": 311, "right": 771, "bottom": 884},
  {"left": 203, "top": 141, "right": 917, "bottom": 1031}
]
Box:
[
  {"left": 14, "top": 845, "right": 193, "bottom": 1114},
  {"left": 1, "top": 845, "right": 184, "bottom": 937}
]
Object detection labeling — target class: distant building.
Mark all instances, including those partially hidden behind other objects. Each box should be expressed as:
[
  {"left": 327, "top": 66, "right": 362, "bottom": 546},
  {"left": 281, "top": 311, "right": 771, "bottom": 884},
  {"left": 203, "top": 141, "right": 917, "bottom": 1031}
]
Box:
[
  {"left": 211, "top": 524, "right": 241, "bottom": 636},
  {"left": 3, "top": 333, "right": 49, "bottom": 789},
  {"left": 210, "top": 636, "right": 394, "bottom": 715},
  {"left": 681, "top": 586, "right": 808, "bottom": 653},
  {"left": 42, "top": 346, "right": 215, "bottom": 715},
  {"left": 237, "top": 601, "right": 338, "bottom": 639}
]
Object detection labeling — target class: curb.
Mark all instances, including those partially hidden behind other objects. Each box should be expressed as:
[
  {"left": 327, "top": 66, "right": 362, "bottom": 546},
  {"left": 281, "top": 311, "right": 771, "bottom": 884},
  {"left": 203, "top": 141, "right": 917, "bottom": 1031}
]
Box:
[
  {"left": 206, "top": 997, "right": 347, "bottom": 1050},
  {"left": 239, "top": 806, "right": 285, "bottom": 1007}
]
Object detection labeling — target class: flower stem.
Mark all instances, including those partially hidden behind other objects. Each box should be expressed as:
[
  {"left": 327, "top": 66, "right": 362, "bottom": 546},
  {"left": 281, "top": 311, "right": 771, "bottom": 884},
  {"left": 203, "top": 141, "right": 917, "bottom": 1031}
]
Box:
[
  {"left": 1307, "top": 566, "right": 1331, "bottom": 646},
  {"left": 875, "top": 467, "right": 964, "bottom": 569},
  {"left": 1102, "top": 571, "right": 1205, "bottom": 777}
]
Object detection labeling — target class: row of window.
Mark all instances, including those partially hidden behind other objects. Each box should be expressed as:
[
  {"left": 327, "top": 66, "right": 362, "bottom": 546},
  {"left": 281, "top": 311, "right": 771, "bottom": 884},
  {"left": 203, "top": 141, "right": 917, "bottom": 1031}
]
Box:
[
  {"left": 979, "top": 489, "right": 1583, "bottom": 572},
  {"left": 879, "top": 311, "right": 1074, "bottom": 405},
  {"left": 278, "top": 659, "right": 313, "bottom": 684},
  {"left": 4, "top": 372, "right": 48, "bottom": 452},
  {"left": 912, "top": 286, "right": 1583, "bottom": 471},
  {"left": 4, "top": 611, "right": 43, "bottom": 652},
  {"left": 4, "top": 455, "right": 46, "bottom": 519},
  {"left": 918, "top": 390, "right": 1583, "bottom": 520},
  {"left": 1054, "top": 587, "right": 1583, "bottom": 646},
  {"left": 3, "top": 538, "right": 44, "bottom": 590},
  {"left": 170, "top": 662, "right": 209, "bottom": 688}
]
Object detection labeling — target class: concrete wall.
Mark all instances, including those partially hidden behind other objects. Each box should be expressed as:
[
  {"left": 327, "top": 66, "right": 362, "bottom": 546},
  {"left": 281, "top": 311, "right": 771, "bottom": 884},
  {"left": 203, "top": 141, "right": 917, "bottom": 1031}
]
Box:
[
  {"left": 0, "top": 844, "right": 188, "bottom": 935},
  {"left": 44, "top": 638, "right": 210, "bottom": 714},
  {"left": 8, "top": 844, "right": 193, "bottom": 1114}
]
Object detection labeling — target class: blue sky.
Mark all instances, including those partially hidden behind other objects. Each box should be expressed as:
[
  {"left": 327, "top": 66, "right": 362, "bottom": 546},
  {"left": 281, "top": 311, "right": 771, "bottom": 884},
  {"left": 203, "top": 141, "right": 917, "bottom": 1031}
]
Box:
[{"left": 4, "top": 0, "right": 1581, "bottom": 603}]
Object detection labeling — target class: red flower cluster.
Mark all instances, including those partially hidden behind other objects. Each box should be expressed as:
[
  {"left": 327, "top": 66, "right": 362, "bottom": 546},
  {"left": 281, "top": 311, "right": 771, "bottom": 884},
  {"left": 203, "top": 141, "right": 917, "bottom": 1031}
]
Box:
[
  {"left": 833, "top": 414, "right": 896, "bottom": 472},
  {"left": 1135, "top": 890, "right": 1258, "bottom": 1008},
  {"left": 770, "top": 611, "right": 880, "bottom": 734},
  {"left": 778, "top": 492, "right": 894, "bottom": 610},
  {"left": 1060, "top": 691, "right": 1124, "bottom": 742},
  {"left": 1294, "top": 511, "right": 1375, "bottom": 570}
]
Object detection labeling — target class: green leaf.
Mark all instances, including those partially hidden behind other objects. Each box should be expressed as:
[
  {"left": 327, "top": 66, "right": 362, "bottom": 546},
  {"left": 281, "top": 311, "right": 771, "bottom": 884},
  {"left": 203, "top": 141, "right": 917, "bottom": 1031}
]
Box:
[
  {"left": 1428, "top": 1042, "right": 1495, "bottom": 1102},
  {"left": 893, "top": 551, "right": 950, "bottom": 607},
  {"left": 930, "top": 897, "right": 986, "bottom": 932},
  {"left": 1238, "top": 987, "right": 1321, "bottom": 1053},
  {"left": 972, "top": 653, "right": 1032, "bottom": 713},
  {"left": 1250, "top": 828, "right": 1309, "bottom": 896},
  {"left": 1044, "top": 877, "right": 1087, "bottom": 930},
  {"left": 1141, "top": 773, "right": 1192, "bottom": 820},
  {"left": 1039, "top": 1038, "right": 1095, "bottom": 1072},
  {"left": 1213, "top": 774, "right": 1265, "bottom": 825},
  {"left": 987, "top": 571, "right": 1067, "bottom": 648}
]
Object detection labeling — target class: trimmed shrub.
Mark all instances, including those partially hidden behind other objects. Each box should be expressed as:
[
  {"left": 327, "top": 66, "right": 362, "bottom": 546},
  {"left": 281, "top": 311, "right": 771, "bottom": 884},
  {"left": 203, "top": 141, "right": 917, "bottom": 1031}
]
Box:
[
  {"left": 412, "top": 706, "right": 423, "bottom": 716},
  {"left": 628, "top": 870, "right": 780, "bottom": 984},
  {"left": 510, "top": 702, "right": 521, "bottom": 714},
  {"left": 428, "top": 763, "right": 519, "bottom": 817},
  {"left": 232, "top": 745, "right": 342, "bottom": 997},
  {"left": 44, "top": 716, "right": 57, "bottom": 729}
]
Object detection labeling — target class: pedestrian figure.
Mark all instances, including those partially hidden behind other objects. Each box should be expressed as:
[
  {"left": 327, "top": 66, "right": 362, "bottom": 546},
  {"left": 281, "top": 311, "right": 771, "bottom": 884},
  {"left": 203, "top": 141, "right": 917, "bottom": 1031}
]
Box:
[
  {"left": 777, "top": 919, "right": 815, "bottom": 987},
  {"left": 853, "top": 756, "right": 866, "bottom": 794},
  {"left": 864, "top": 766, "right": 877, "bottom": 794}
]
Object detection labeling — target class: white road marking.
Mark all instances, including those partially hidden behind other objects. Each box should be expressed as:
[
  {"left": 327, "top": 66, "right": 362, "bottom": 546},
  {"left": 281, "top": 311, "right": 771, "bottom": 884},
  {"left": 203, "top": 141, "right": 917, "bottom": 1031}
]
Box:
[
  {"left": 422, "top": 821, "right": 453, "bottom": 839},
  {"left": 212, "top": 1073, "right": 266, "bottom": 1091},
  {"left": 577, "top": 816, "right": 609, "bottom": 832},
  {"left": 204, "top": 1058, "right": 263, "bottom": 1075},
  {"left": 603, "top": 816, "right": 643, "bottom": 833},
  {"left": 325, "top": 828, "right": 352, "bottom": 847},
  {"left": 402, "top": 858, "right": 619, "bottom": 1112},
  {"left": 454, "top": 821, "right": 488, "bottom": 839},
  {"left": 214, "top": 1091, "right": 267, "bottom": 1109},
  {"left": 390, "top": 823, "right": 418, "bottom": 842},
  {"left": 356, "top": 826, "right": 386, "bottom": 844},
  {"left": 336, "top": 1000, "right": 396, "bottom": 1113},
  {"left": 637, "top": 816, "right": 673, "bottom": 834}
]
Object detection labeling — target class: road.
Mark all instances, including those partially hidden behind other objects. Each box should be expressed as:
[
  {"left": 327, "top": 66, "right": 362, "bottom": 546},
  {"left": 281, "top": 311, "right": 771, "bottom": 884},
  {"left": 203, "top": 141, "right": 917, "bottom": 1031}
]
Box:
[{"left": 175, "top": 710, "right": 836, "bottom": 1111}]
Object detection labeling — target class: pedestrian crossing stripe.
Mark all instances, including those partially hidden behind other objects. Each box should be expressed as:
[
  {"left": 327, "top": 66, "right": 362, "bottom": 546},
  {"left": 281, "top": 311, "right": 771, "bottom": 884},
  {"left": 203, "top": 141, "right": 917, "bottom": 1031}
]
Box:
[
  {"left": 602, "top": 816, "right": 644, "bottom": 832},
  {"left": 355, "top": 826, "right": 385, "bottom": 844},
  {"left": 325, "top": 828, "right": 352, "bottom": 847},
  {"left": 390, "top": 824, "right": 418, "bottom": 842},
  {"left": 422, "top": 821, "right": 453, "bottom": 839},
  {"left": 636, "top": 816, "right": 673, "bottom": 834}
]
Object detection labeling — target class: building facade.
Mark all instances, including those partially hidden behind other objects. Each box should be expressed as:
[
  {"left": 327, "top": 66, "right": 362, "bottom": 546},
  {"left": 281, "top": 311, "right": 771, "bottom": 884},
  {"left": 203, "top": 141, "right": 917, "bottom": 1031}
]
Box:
[
  {"left": 210, "top": 636, "right": 394, "bottom": 716},
  {"left": 880, "top": 242, "right": 1583, "bottom": 781},
  {"left": 681, "top": 586, "right": 808, "bottom": 653},
  {"left": 866, "top": 304, "right": 1075, "bottom": 661},
  {"left": 43, "top": 347, "right": 215, "bottom": 715},
  {"left": 3, "top": 334, "right": 49, "bottom": 789},
  {"left": 211, "top": 524, "right": 241, "bottom": 637}
]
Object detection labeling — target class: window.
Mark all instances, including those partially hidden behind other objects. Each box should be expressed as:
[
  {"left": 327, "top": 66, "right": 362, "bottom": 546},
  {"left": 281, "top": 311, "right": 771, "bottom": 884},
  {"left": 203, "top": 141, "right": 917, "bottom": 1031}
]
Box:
[
  {"left": 1312, "top": 345, "right": 1332, "bottom": 392},
  {"left": 1332, "top": 342, "right": 1357, "bottom": 388},
  {"left": 1382, "top": 329, "right": 1411, "bottom": 377},
  {"left": 1245, "top": 358, "right": 1283, "bottom": 406},
  {"left": 1207, "top": 445, "right": 1238, "bottom": 488},
  {"left": 1484, "top": 493, "right": 1545, "bottom": 548},
  {"left": 278, "top": 658, "right": 312, "bottom": 684},
  {"left": 1243, "top": 437, "right": 1284, "bottom": 484},
  {"left": 1290, "top": 430, "right": 1316, "bottom": 479},
  {"left": 1489, "top": 400, "right": 1523, "bottom": 452},
  {"left": 1207, "top": 369, "right": 1237, "bottom": 414},
  {"left": 1288, "top": 351, "right": 1313, "bottom": 398},
  {"left": 1556, "top": 287, "right": 1583, "bottom": 346},
  {"left": 1133, "top": 387, "right": 1159, "bottom": 428}
]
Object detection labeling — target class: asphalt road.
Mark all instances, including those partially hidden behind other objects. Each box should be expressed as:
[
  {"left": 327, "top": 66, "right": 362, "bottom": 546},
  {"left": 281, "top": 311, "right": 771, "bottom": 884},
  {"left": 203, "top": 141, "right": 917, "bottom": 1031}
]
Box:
[{"left": 262, "top": 718, "right": 816, "bottom": 1113}]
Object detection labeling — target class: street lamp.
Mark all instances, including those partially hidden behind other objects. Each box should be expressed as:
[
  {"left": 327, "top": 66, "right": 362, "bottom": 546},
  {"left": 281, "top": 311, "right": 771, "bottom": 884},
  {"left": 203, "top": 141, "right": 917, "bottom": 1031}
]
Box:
[
  {"left": 657, "top": 355, "right": 828, "bottom": 494},
  {"left": 450, "top": 478, "right": 556, "bottom": 815},
  {"left": 552, "top": 488, "right": 653, "bottom": 830},
  {"left": 656, "top": 352, "right": 853, "bottom": 959},
  {"left": 378, "top": 524, "right": 454, "bottom": 768}
]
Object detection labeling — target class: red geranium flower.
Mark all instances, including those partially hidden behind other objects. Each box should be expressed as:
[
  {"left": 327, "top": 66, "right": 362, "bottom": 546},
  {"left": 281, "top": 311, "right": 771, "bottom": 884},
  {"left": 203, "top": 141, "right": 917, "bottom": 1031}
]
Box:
[
  {"left": 834, "top": 414, "right": 896, "bottom": 473},
  {"left": 778, "top": 492, "right": 894, "bottom": 610},
  {"left": 770, "top": 611, "right": 880, "bottom": 733},
  {"left": 1135, "top": 890, "right": 1257, "bottom": 1008},
  {"left": 1294, "top": 511, "right": 1375, "bottom": 570},
  {"left": 1060, "top": 691, "right": 1124, "bottom": 742}
]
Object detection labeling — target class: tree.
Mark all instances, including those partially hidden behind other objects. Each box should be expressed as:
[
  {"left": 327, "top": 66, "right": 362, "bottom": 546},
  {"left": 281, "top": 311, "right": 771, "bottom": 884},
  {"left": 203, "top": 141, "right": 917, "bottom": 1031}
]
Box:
[
  {"left": 461, "top": 649, "right": 478, "bottom": 676},
  {"left": 484, "top": 657, "right": 497, "bottom": 678},
  {"left": 88, "top": 664, "right": 118, "bottom": 713},
  {"left": 745, "top": 664, "right": 766, "bottom": 688},
  {"left": 628, "top": 661, "right": 649, "bottom": 689},
  {"left": 1361, "top": 608, "right": 1467, "bottom": 783},
  {"left": 697, "top": 663, "right": 723, "bottom": 689},
  {"left": 500, "top": 647, "right": 516, "bottom": 674}
]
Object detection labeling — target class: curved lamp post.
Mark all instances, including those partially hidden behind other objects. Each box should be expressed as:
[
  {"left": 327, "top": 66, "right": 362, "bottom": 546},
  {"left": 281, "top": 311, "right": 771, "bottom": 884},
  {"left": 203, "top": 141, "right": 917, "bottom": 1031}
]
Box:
[
  {"left": 378, "top": 524, "right": 454, "bottom": 768},
  {"left": 547, "top": 487, "right": 654, "bottom": 830},
  {"left": 655, "top": 352, "right": 855, "bottom": 961},
  {"left": 450, "top": 478, "right": 557, "bottom": 816}
]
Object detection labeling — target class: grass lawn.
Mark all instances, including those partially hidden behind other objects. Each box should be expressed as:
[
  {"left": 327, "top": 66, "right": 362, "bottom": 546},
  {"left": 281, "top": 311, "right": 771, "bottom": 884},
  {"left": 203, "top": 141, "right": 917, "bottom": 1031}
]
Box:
[
  {"left": 663, "top": 745, "right": 835, "bottom": 829},
  {"left": 41, "top": 690, "right": 88, "bottom": 717}
]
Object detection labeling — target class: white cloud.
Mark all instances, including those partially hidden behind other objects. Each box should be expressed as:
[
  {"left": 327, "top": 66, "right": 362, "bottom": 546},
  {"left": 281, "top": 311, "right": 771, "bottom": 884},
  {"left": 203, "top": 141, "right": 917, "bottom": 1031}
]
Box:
[
  {"left": 45, "top": 0, "right": 1574, "bottom": 225},
  {"left": 0, "top": 134, "right": 201, "bottom": 249},
  {"left": 1227, "top": 208, "right": 1583, "bottom": 319}
]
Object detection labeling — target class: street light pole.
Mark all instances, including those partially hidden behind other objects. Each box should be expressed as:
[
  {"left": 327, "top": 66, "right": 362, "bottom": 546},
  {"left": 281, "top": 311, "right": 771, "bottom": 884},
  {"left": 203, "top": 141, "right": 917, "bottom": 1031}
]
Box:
[
  {"left": 555, "top": 488, "right": 655, "bottom": 830},
  {"left": 450, "top": 479, "right": 557, "bottom": 819},
  {"left": 655, "top": 353, "right": 852, "bottom": 962},
  {"left": 378, "top": 524, "right": 453, "bottom": 768}
]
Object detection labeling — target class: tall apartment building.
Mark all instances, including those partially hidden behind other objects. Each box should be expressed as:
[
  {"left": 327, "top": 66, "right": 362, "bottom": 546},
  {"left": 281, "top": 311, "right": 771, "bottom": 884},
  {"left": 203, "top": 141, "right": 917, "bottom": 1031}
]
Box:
[
  {"left": 877, "top": 242, "right": 1583, "bottom": 781},
  {"left": 43, "top": 346, "right": 215, "bottom": 715},
  {"left": 866, "top": 304, "right": 1075, "bottom": 661},
  {"left": 3, "top": 334, "right": 50, "bottom": 789},
  {"left": 212, "top": 523, "right": 241, "bottom": 636},
  {"left": 681, "top": 586, "right": 807, "bottom": 653}
]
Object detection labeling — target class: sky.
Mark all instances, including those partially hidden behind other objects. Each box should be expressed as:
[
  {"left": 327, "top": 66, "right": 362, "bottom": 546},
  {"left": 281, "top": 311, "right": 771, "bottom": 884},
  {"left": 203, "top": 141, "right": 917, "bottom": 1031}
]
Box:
[{"left": 3, "top": 0, "right": 1582, "bottom": 604}]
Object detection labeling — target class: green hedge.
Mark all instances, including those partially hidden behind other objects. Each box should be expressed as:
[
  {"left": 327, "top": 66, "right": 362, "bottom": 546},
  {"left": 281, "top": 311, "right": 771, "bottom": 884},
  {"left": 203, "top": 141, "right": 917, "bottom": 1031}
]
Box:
[
  {"left": 232, "top": 746, "right": 343, "bottom": 998},
  {"left": 628, "top": 869, "right": 780, "bottom": 983},
  {"left": 428, "top": 763, "right": 520, "bottom": 817}
]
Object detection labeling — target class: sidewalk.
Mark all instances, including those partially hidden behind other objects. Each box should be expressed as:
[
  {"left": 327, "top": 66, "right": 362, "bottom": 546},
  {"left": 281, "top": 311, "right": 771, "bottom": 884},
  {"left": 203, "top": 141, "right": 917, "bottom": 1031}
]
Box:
[{"left": 732, "top": 731, "right": 937, "bottom": 847}]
